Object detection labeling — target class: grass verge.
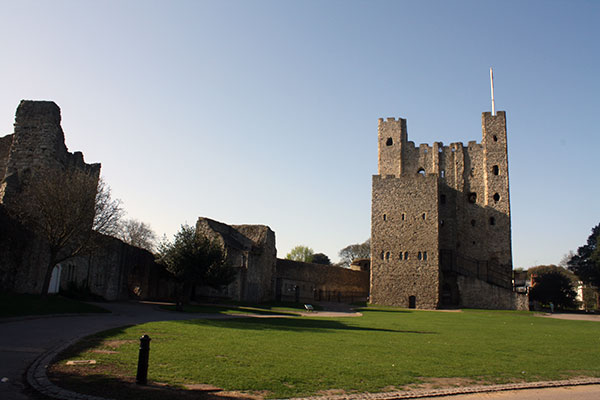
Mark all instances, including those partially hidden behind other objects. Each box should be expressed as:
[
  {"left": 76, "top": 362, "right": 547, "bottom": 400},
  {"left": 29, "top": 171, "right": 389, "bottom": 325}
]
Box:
[
  {"left": 0, "top": 292, "right": 109, "bottom": 318},
  {"left": 49, "top": 306, "right": 600, "bottom": 399}
]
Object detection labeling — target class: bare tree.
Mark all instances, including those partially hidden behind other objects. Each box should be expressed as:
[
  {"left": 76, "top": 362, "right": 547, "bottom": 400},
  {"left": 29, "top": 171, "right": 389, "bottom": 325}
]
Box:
[
  {"left": 338, "top": 238, "right": 371, "bottom": 268},
  {"left": 9, "top": 168, "right": 123, "bottom": 297},
  {"left": 119, "top": 219, "right": 157, "bottom": 252}
]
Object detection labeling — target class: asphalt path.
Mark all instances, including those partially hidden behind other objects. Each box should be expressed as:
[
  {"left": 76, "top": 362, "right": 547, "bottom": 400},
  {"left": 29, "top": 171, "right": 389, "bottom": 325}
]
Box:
[{"left": 0, "top": 301, "right": 230, "bottom": 400}]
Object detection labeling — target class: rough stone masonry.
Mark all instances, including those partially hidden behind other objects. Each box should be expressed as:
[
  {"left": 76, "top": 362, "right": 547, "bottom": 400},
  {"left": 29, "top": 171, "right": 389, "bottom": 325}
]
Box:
[{"left": 370, "top": 111, "right": 526, "bottom": 310}]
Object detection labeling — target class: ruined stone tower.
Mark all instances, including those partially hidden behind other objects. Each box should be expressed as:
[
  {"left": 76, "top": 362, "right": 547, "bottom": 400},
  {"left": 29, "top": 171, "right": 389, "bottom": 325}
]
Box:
[
  {"left": 0, "top": 100, "right": 100, "bottom": 206},
  {"left": 370, "top": 111, "right": 515, "bottom": 309}
]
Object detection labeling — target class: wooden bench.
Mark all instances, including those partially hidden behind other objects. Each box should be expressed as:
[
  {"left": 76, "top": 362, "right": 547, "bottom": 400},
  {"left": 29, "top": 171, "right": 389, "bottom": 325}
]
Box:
[{"left": 304, "top": 304, "right": 314, "bottom": 312}]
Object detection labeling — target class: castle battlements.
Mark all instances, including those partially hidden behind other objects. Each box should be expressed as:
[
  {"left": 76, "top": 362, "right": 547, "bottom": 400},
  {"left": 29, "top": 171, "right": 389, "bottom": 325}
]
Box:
[{"left": 371, "top": 110, "right": 514, "bottom": 310}]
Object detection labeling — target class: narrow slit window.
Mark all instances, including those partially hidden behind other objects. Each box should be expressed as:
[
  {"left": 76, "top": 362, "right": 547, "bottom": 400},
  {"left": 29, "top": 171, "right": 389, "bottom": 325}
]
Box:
[
  {"left": 401, "top": 213, "right": 406, "bottom": 221},
  {"left": 383, "top": 214, "right": 387, "bottom": 221},
  {"left": 490, "top": 217, "right": 496, "bottom": 225},
  {"left": 380, "top": 251, "right": 384, "bottom": 260},
  {"left": 493, "top": 135, "right": 498, "bottom": 142},
  {"left": 417, "top": 252, "right": 422, "bottom": 261},
  {"left": 404, "top": 251, "right": 409, "bottom": 260},
  {"left": 422, "top": 213, "right": 426, "bottom": 220},
  {"left": 386, "top": 137, "right": 393, "bottom": 146},
  {"left": 492, "top": 165, "right": 499, "bottom": 175},
  {"left": 423, "top": 251, "right": 428, "bottom": 261},
  {"left": 385, "top": 252, "right": 390, "bottom": 260},
  {"left": 493, "top": 193, "right": 500, "bottom": 202},
  {"left": 441, "top": 170, "right": 445, "bottom": 178}
]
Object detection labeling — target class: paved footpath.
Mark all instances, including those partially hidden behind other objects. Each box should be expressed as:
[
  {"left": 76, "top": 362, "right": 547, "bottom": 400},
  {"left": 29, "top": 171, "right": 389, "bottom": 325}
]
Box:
[
  {"left": 1, "top": 302, "right": 599, "bottom": 400},
  {"left": 0, "top": 301, "right": 233, "bottom": 400}
]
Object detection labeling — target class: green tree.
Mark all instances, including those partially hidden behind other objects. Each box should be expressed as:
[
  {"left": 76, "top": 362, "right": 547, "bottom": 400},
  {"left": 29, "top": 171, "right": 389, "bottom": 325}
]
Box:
[
  {"left": 568, "top": 223, "right": 600, "bottom": 307},
  {"left": 311, "top": 253, "right": 331, "bottom": 265},
  {"left": 527, "top": 265, "right": 578, "bottom": 284},
  {"left": 338, "top": 238, "right": 370, "bottom": 268},
  {"left": 157, "top": 225, "right": 235, "bottom": 311},
  {"left": 529, "top": 271, "right": 578, "bottom": 309},
  {"left": 286, "top": 245, "right": 314, "bottom": 262}
]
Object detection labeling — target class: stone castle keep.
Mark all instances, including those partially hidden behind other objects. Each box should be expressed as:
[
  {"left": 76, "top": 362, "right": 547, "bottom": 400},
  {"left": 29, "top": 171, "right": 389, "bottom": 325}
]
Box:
[{"left": 371, "top": 111, "right": 525, "bottom": 309}]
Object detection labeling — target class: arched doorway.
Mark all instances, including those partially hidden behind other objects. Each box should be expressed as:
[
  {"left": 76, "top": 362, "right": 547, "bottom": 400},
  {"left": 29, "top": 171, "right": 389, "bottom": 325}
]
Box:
[
  {"left": 48, "top": 264, "right": 62, "bottom": 294},
  {"left": 408, "top": 295, "right": 416, "bottom": 309}
]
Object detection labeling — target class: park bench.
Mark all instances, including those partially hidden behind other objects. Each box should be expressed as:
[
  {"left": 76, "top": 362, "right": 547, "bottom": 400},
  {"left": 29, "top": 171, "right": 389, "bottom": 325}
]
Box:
[{"left": 304, "top": 304, "right": 314, "bottom": 312}]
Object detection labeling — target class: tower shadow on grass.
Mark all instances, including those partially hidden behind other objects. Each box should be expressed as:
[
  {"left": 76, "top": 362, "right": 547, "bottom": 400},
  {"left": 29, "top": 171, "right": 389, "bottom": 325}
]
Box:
[{"left": 177, "top": 316, "right": 437, "bottom": 334}]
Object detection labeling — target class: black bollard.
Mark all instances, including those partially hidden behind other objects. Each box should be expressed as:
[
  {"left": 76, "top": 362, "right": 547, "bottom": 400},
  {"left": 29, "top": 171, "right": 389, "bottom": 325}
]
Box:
[{"left": 136, "top": 334, "right": 151, "bottom": 385}]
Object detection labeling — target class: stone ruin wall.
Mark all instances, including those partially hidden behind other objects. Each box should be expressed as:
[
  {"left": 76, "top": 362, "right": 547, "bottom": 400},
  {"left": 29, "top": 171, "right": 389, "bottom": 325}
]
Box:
[
  {"left": 0, "top": 134, "right": 13, "bottom": 180},
  {"left": 195, "top": 217, "right": 276, "bottom": 303},
  {"left": 235, "top": 224, "right": 277, "bottom": 302},
  {"left": 371, "top": 112, "right": 514, "bottom": 309},
  {"left": 0, "top": 101, "right": 173, "bottom": 300},
  {"left": 276, "top": 258, "right": 369, "bottom": 303},
  {"left": 0, "top": 100, "right": 100, "bottom": 206}
]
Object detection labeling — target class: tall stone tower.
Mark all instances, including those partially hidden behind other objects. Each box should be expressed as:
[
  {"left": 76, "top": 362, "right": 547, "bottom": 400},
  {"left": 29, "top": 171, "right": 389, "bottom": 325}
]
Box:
[{"left": 370, "top": 111, "right": 513, "bottom": 309}]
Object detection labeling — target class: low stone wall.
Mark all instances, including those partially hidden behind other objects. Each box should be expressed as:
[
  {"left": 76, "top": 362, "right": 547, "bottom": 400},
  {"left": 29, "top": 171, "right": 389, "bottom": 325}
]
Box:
[
  {"left": 275, "top": 259, "right": 369, "bottom": 303},
  {"left": 0, "top": 205, "right": 50, "bottom": 294},
  {"left": 0, "top": 205, "right": 172, "bottom": 300},
  {"left": 457, "top": 275, "right": 527, "bottom": 310},
  {"left": 62, "top": 235, "right": 172, "bottom": 301}
]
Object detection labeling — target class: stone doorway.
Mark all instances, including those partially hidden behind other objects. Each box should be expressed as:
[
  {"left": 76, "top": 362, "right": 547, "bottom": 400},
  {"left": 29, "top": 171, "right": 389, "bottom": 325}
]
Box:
[{"left": 408, "top": 295, "right": 416, "bottom": 309}]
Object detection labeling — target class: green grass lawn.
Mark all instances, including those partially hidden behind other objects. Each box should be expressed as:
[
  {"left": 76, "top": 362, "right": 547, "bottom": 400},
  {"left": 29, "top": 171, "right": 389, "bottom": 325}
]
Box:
[
  {"left": 50, "top": 307, "right": 600, "bottom": 399},
  {"left": 0, "top": 292, "right": 109, "bottom": 318}
]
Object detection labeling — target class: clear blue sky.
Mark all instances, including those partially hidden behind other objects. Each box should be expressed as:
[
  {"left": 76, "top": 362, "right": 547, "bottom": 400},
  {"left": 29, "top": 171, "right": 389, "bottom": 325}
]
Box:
[{"left": 1, "top": 0, "right": 598, "bottom": 268}]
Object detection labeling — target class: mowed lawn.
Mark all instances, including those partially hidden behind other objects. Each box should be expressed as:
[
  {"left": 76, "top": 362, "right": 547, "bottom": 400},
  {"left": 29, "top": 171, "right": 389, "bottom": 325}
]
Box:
[{"left": 52, "top": 307, "right": 600, "bottom": 398}]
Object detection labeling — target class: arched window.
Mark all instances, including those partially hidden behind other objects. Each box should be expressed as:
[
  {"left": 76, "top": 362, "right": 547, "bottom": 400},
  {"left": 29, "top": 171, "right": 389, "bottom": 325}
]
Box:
[{"left": 417, "top": 168, "right": 425, "bottom": 176}]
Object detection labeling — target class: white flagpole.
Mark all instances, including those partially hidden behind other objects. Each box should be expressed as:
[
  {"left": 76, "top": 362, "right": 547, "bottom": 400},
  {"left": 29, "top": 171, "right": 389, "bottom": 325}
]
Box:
[{"left": 490, "top": 67, "right": 496, "bottom": 116}]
